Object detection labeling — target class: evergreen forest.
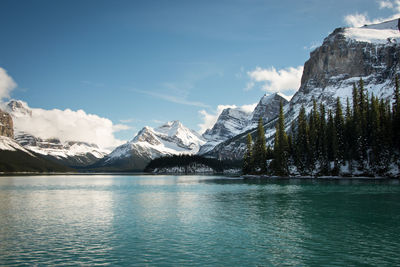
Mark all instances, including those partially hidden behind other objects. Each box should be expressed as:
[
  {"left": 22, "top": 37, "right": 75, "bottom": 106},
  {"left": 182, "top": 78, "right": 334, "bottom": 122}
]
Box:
[{"left": 243, "top": 77, "right": 400, "bottom": 177}]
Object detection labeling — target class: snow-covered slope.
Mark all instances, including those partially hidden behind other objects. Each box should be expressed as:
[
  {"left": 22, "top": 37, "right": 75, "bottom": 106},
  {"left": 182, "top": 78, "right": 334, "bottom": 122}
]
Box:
[
  {"left": 199, "top": 107, "right": 251, "bottom": 154},
  {"left": 205, "top": 18, "right": 400, "bottom": 160},
  {"left": 14, "top": 132, "right": 108, "bottom": 167},
  {"left": 97, "top": 121, "right": 206, "bottom": 170},
  {"left": 0, "top": 136, "right": 34, "bottom": 156},
  {"left": 199, "top": 92, "right": 287, "bottom": 155},
  {"left": 3, "top": 100, "right": 109, "bottom": 167},
  {"left": 344, "top": 18, "right": 400, "bottom": 44}
]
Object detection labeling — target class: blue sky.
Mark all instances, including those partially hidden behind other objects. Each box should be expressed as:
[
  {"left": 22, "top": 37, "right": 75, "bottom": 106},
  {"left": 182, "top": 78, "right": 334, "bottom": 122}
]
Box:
[{"left": 0, "top": 0, "right": 397, "bottom": 144}]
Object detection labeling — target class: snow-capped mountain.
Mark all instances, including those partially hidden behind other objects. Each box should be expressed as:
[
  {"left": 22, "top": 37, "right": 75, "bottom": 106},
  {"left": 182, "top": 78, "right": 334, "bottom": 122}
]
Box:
[
  {"left": 14, "top": 132, "right": 108, "bottom": 167},
  {"left": 250, "top": 93, "right": 288, "bottom": 125},
  {"left": 0, "top": 109, "right": 13, "bottom": 138},
  {"left": 199, "top": 92, "right": 287, "bottom": 155},
  {"left": 199, "top": 107, "right": 251, "bottom": 154},
  {"left": 95, "top": 121, "right": 206, "bottom": 171},
  {"left": 205, "top": 18, "right": 400, "bottom": 160},
  {"left": 0, "top": 135, "right": 33, "bottom": 155},
  {"left": 3, "top": 100, "right": 109, "bottom": 167},
  {"left": 0, "top": 109, "right": 70, "bottom": 172}
]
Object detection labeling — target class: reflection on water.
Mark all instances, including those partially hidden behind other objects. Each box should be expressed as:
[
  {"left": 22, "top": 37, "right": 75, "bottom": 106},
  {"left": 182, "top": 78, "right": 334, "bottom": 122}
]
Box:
[{"left": 0, "top": 175, "right": 399, "bottom": 265}]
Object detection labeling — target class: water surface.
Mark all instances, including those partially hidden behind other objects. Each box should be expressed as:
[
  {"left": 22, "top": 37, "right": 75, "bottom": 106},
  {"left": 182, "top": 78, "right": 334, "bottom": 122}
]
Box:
[{"left": 0, "top": 175, "right": 399, "bottom": 266}]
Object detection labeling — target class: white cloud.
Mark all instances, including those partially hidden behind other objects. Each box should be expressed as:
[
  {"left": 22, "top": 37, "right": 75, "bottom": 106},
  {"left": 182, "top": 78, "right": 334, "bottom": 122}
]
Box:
[
  {"left": 246, "top": 66, "right": 303, "bottom": 97},
  {"left": 379, "top": 0, "right": 394, "bottom": 9},
  {"left": 0, "top": 68, "right": 17, "bottom": 101},
  {"left": 7, "top": 100, "right": 129, "bottom": 149},
  {"left": 304, "top": 41, "right": 322, "bottom": 51},
  {"left": 344, "top": 13, "right": 374, "bottom": 27},
  {"left": 344, "top": 1, "right": 400, "bottom": 27},
  {"left": 152, "top": 119, "right": 164, "bottom": 124},
  {"left": 379, "top": 0, "right": 400, "bottom": 11},
  {"left": 197, "top": 103, "right": 256, "bottom": 134},
  {"left": 240, "top": 103, "right": 258, "bottom": 113}
]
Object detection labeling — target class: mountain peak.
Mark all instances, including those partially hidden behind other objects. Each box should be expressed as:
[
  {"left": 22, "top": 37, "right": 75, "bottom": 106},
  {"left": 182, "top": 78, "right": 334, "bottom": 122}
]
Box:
[
  {"left": 343, "top": 18, "right": 400, "bottom": 44},
  {"left": 6, "top": 100, "right": 32, "bottom": 117},
  {"left": 360, "top": 18, "right": 400, "bottom": 30},
  {"left": 159, "top": 120, "right": 183, "bottom": 129},
  {"left": 251, "top": 92, "right": 288, "bottom": 124}
]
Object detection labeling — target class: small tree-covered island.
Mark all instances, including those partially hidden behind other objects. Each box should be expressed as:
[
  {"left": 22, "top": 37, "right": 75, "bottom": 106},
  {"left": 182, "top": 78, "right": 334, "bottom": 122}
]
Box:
[{"left": 243, "top": 78, "right": 400, "bottom": 177}]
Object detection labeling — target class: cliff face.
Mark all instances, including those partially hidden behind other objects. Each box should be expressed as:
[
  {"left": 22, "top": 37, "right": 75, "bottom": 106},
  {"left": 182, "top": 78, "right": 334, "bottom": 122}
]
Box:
[
  {"left": 301, "top": 28, "right": 399, "bottom": 91},
  {"left": 291, "top": 24, "right": 400, "bottom": 111},
  {"left": 0, "top": 110, "right": 13, "bottom": 138},
  {"left": 205, "top": 19, "right": 400, "bottom": 160},
  {"left": 250, "top": 93, "right": 288, "bottom": 124}
]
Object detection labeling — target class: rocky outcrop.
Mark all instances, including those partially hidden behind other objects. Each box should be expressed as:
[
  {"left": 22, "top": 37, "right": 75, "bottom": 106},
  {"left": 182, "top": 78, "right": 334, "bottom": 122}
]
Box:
[
  {"left": 199, "top": 107, "right": 251, "bottom": 154},
  {"left": 250, "top": 93, "right": 288, "bottom": 124},
  {"left": 291, "top": 23, "right": 400, "bottom": 110},
  {"left": 205, "top": 19, "right": 400, "bottom": 160},
  {"left": 0, "top": 110, "right": 13, "bottom": 138},
  {"left": 199, "top": 93, "right": 287, "bottom": 155}
]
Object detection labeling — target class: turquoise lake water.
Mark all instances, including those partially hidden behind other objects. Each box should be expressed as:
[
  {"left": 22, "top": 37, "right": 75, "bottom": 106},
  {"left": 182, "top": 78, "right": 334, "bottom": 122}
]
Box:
[{"left": 0, "top": 175, "right": 399, "bottom": 266}]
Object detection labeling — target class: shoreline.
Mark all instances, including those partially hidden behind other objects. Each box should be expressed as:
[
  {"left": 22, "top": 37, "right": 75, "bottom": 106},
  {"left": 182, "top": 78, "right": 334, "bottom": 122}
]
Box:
[{"left": 242, "top": 174, "right": 399, "bottom": 180}]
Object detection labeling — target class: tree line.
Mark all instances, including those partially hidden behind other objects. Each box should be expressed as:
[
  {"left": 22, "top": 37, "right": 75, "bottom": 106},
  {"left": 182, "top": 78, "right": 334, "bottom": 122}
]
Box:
[
  {"left": 145, "top": 154, "right": 242, "bottom": 173},
  {"left": 243, "top": 77, "right": 400, "bottom": 176}
]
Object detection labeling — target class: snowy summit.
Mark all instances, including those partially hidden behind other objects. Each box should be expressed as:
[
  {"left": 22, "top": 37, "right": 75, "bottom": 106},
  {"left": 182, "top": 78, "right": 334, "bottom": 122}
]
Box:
[{"left": 344, "top": 18, "right": 400, "bottom": 44}]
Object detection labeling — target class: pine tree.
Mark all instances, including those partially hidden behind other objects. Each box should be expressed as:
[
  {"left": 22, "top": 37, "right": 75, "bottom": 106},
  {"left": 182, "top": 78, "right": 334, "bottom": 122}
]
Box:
[
  {"left": 273, "top": 101, "right": 289, "bottom": 176},
  {"left": 369, "top": 94, "right": 381, "bottom": 171},
  {"left": 295, "top": 105, "right": 308, "bottom": 174},
  {"left": 344, "top": 98, "right": 353, "bottom": 171},
  {"left": 308, "top": 99, "right": 319, "bottom": 169},
  {"left": 334, "top": 97, "right": 345, "bottom": 164},
  {"left": 352, "top": 82, "right": 362, "bottom": 163},
  {"left": 358, "top": 78, "right": 368, "bottom": 166},
  {"left": 393, "top": 75, "right": 400, "bottom": 152},
  {"left": 242, "top": 133, "right": 253, "bottom": 174},
  {"left": 318, "top": 103, "right": 328, "bottom": 174},
  {"left": 327, "top": 110, "right": 338, "bottom": 174},
  {"left": 253, "top": 118, "right": 267, "bottom": 173}
]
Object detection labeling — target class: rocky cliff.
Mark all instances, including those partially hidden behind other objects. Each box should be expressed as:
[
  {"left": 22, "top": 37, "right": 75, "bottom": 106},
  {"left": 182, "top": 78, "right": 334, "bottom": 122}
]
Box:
[
  {"left": 205, "top": 18, "right": 400, "bottom": 160},
  {"left": 290, "top": 19, "right": 400, "bottom": 113},
  {"left": 199, "top": 107, "right": 251, "bottom": 154},
  {"left": 199, "top": 92, "right": 286, "bottom": 155},
  {"left": 0, "top": 109, "right": 13, "bottom": 138},
  {"left": 250, "top": 93, "right": 288, "bottom": 124}
]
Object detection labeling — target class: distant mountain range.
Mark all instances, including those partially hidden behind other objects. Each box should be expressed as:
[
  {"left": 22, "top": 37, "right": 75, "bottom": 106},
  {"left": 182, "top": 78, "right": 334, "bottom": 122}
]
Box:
[
  {"left": 1, "top": 18, "right": 399, "bottom": 173},
  {"left": 91, "top": 120, "right": 206, "bottom": 171}
]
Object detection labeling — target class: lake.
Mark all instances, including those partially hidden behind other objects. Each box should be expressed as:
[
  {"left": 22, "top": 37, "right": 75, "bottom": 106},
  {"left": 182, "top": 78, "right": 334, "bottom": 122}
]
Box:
[{"left": 0, "top": 175, "right": 399, "bottom": 266}]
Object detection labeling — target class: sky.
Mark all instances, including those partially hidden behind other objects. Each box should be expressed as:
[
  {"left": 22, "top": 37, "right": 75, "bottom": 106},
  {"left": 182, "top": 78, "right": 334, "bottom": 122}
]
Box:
[{"left": 0, "top": 0, "right": 398, "bottom": 148}]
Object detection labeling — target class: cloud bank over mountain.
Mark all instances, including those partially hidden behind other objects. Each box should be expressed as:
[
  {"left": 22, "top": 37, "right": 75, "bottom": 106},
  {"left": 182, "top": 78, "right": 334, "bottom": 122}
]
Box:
[{"left": 0, "top": 68, "right": 17, "bottom": 101}]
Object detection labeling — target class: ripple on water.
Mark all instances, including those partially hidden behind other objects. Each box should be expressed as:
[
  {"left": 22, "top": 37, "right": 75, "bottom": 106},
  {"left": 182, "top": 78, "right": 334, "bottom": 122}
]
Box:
[{"left": 0, "top": 175, "right": 399, "bottom": 266}]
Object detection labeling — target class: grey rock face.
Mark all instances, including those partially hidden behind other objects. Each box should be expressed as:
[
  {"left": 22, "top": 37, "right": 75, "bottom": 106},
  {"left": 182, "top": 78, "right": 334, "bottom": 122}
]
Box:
[
  {"left": 199, "top": 93, "right": 286, "bottom": 155},
  {"left": 199, "top": 107, "right": 250, "bottom": 154},
  {"left": 0, "top": 109, "right": 13, "bottom": 138},
  {"left": 7, "top": 100, "right": 32, "bottom": 116},
  {"left": 205, "top": 19, "right": 400, "bottom": 160},
  {"left": 250, "top": 93, "right": 288, "bottom": 124}
]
